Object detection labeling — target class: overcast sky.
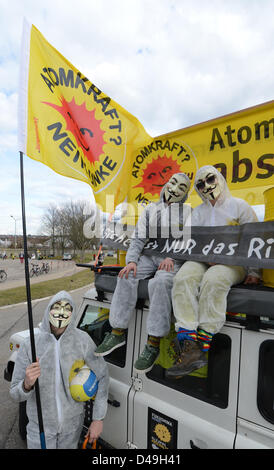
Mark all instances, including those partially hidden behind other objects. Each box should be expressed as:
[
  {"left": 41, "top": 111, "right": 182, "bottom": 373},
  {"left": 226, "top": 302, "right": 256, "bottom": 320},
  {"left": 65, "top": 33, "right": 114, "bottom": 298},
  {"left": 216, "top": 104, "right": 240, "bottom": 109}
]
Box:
[{"left": 0, "top": 0, "right": 272, "bottom": 235}]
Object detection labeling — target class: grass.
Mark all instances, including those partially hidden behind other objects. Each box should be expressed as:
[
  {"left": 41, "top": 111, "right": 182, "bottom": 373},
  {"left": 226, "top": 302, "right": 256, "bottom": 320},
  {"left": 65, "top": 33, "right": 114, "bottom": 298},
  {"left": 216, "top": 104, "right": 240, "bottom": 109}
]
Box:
[{"left": 0, "top": 268, "right": 94, "bottom": 307}]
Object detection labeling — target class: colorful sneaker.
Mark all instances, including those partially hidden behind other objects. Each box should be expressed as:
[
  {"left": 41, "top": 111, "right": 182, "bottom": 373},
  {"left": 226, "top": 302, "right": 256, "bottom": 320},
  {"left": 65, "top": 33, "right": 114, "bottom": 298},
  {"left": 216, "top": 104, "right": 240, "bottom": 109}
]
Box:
[
  {"left": 94, "top": 332, "right": 126, "bottom": 356},
  {"left": 134, "top": 344, "right": 159, "bottom": 373},
  {"left": 166, "top": 340, "right": 207, "bottom": 379}
]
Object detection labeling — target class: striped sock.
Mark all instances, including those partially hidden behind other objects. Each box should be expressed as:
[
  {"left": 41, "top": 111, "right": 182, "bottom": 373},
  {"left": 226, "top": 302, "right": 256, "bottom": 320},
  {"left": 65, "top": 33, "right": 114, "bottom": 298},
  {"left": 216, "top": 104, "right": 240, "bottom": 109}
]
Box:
[
  {"left": 112, "top": 328, "right": 125, "bottom": 336},
  {"left": 147, "top": 335, "right": 161, "bottom": 348},
  {"left": 177, "top": 328, "right": 198, "bottom": 343},
  {"left": 197, "top": 328, "right": 213, "bottom": 352}
]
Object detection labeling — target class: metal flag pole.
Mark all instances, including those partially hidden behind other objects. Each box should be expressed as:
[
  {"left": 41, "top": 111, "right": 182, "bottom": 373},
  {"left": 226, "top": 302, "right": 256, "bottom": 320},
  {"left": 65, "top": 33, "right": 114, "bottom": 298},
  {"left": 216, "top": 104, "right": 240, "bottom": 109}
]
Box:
[{"left": 19, "top": 151, "right": 46, "bottom": 449}]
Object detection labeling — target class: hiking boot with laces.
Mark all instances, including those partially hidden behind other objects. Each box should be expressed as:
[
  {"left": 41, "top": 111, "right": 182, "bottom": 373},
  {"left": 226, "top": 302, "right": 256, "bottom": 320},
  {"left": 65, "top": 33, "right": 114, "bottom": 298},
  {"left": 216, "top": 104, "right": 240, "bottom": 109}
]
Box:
[
  {"left": 94, "top": 331, "right": 126, "bottom": 356},
  {"left": 166, "top": 339, "right": 207, "bottom": 379},
  {"left": 134, "top": 344, "right": 159, "bottom": 373}
]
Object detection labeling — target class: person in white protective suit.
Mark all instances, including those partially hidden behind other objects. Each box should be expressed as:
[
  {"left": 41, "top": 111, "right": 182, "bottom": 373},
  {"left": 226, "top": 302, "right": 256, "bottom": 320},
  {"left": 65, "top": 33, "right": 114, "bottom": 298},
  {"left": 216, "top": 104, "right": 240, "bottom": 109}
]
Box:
[
  {"left": 10, "top": 291, "right": 109, "bottom": 449},
  {"left": 94, "top": 173, "right": 191, "bottom": 373},
  {"left": 166, "top": 165, "right": 260, "bottom": 379}
]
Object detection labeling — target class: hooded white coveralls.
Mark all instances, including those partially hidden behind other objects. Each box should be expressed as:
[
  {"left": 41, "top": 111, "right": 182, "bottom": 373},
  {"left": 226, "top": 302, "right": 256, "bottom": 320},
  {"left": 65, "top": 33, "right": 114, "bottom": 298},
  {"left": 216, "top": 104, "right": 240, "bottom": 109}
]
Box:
[
  {"left": 10, "top": 291, "right": 109, "bottom": 449},
  {"left": 109, "top": 179, "right": 191, "bottom": 338},
  {"left": 172, "top": 166, "right": 260, "bottom": 335}
]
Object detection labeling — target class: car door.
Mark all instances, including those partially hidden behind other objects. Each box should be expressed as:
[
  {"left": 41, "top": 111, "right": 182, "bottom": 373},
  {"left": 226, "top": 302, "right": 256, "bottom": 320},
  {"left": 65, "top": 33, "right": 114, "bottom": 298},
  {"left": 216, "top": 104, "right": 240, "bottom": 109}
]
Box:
[
  {"left": 131, "top": 307, "right": 242, "bottom": 449},
  {"left": 235, "top": 327, "right": 274, "bottom": 449},
  {"left": 77, "top": 291, "right": 138, "bottom": 448}
]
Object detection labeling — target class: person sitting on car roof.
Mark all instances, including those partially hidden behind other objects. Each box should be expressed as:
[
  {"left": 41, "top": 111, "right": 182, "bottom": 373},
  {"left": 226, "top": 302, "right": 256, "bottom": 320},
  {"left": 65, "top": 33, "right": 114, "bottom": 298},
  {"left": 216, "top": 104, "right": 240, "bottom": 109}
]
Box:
[
  {"left": 94, "top": 173, "right": 191, "bottom": 374},
  {"left": 166, "top": 166, "right": 260, "bottom": 379}
]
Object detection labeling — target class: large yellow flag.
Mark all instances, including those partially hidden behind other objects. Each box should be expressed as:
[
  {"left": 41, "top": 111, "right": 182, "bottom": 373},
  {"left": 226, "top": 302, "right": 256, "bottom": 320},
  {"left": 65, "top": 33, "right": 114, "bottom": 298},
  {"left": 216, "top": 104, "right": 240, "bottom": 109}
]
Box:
[
  {"left": 18, "top": 20, "right": 151, "bottom": 212},
  {"left": 128, "top": 100, "right": 274, "bottom": 213}
]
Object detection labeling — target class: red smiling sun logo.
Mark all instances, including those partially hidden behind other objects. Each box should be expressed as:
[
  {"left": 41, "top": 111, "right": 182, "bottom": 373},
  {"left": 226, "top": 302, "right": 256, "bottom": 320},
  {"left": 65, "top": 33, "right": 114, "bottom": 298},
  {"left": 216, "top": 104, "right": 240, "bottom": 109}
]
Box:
[
  {"left": 43, "top": 96, "right": 106, "bottom": 164},
  {"left": 133, "top": 154, "right": 181, "bottom": 196}
]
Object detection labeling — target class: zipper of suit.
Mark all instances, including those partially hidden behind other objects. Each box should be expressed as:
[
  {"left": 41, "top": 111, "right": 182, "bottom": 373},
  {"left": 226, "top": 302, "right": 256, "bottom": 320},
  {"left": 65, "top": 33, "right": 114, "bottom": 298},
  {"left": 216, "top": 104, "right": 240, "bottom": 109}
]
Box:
[
  {"left": 54, "top": 337, "right": 63, "bottom": 432},
  {"left": 210, "top": 204, "right": 216, "bottom": 226}
]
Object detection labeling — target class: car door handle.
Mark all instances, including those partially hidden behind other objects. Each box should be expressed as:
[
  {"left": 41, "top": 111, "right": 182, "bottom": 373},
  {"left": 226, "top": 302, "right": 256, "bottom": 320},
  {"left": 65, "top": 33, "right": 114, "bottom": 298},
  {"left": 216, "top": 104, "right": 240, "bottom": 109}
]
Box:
[{"left": 107, "top": 398, "right": 120, "bottom": 407}]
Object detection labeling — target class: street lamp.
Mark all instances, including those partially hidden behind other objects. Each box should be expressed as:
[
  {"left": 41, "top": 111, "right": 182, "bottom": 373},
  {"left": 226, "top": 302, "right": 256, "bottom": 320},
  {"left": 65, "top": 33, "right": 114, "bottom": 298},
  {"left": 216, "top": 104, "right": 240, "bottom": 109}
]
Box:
[{"left": 10, "top": 215, "right": 18, "bottom": 249}]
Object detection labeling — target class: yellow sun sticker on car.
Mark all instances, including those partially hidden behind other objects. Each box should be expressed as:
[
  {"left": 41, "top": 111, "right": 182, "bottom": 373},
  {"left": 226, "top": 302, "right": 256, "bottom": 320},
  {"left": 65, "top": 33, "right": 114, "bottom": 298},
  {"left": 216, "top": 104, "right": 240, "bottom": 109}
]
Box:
[{"left": 154, "top": 424, "right": 172, "bottom": 443}]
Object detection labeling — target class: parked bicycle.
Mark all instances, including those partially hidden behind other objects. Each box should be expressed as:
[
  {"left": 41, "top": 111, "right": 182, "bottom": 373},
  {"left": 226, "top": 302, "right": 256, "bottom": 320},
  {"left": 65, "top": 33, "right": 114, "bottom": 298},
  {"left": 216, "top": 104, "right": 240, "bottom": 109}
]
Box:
[
  {"left": 41, "top": 262, "right": 50, "bottom": 274},
  {"left": 0, "top": 269, "right": 7, "bottom": 282},
  {"left": 29, "top": 263, "right": 41, "bottom": 277}
]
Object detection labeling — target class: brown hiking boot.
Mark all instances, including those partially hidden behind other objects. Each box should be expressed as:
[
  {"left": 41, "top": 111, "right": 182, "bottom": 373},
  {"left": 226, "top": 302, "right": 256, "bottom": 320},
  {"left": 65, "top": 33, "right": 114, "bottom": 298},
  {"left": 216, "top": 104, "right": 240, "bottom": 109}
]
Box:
[{"left": 166, "top": 339, "right": 207, "bottom": 379}]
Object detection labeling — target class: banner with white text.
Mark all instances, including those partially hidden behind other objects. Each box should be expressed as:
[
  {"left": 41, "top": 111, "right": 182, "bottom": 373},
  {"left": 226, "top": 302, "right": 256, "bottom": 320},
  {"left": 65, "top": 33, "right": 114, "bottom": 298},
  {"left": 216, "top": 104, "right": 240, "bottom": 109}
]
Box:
[{"left": 101, "top": 220, "right": 274, "bottom": 269}]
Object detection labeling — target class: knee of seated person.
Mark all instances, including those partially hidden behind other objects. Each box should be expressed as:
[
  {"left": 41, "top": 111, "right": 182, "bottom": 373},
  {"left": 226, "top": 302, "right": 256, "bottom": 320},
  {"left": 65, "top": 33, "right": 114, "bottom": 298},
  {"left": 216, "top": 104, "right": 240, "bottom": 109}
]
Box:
[
  {"left": 156, "top": 269, "right": 174, "bottom": 280},
  {"left": 150, "top": 271, "right": 172, "bottom": 289},
  {"left": 201, "top": 268, "right": 231, "bottom": 291},
  {"left": 203, "top": 264, "right": 231, "bottom": 284},
  {"left": 174, "top": 261, "right": 205, "bottom": 284},
  {"left": 118, "top": 271, "right": 135, "bottom": 282}
]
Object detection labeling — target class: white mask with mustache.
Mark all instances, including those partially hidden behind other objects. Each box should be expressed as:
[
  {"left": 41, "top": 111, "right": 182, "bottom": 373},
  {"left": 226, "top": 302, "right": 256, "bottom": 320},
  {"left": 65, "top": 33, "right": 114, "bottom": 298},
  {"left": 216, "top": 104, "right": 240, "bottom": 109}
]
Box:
[
  {"left": 196, "top": 169, "right": 223, "bottom": 202},
  {"left": 49, "top": 300, "right": 73, "bottom": 329},
  {"left": 164, "top": 173, "right": 190, "bottom": 203}
]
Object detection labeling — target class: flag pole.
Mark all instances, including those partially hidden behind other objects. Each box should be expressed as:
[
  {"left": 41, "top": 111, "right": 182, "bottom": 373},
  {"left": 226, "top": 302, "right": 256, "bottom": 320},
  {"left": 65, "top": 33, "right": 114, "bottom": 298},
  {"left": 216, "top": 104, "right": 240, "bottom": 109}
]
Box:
[{"left": 19, "top": 151, "right": 46, "bottom": 449}]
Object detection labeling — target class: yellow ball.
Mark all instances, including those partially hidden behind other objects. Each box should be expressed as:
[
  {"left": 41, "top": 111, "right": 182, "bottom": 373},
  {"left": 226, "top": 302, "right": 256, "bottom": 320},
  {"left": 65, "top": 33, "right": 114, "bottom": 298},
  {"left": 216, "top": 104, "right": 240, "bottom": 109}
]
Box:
[{"left": 69, "top": 365, "right": 98, "bottom": 402}]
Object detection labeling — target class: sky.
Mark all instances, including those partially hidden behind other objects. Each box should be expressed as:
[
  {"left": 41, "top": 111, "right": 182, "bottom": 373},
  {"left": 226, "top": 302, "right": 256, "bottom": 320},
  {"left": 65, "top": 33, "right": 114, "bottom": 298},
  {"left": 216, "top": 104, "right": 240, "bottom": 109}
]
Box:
[{"left": 0, "top": 0, "right": 273, "bottom": 236}]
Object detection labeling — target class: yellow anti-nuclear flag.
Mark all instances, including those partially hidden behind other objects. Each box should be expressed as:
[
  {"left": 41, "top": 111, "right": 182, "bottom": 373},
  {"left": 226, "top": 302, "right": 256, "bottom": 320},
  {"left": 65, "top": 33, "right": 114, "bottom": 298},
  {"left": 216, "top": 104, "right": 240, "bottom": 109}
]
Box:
[
  {"left": 18, "top": 20, "right": 151, "bottom": 212},
  {"left": 128, "top": 100, "right": 274, "bottom": 213}
]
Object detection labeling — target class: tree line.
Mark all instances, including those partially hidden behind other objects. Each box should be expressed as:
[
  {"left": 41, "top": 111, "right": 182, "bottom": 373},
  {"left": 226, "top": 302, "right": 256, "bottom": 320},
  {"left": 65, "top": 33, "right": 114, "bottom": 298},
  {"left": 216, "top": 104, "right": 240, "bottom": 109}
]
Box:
[{"left": 42, "top": 200, "right": 96, "bottom": 258}]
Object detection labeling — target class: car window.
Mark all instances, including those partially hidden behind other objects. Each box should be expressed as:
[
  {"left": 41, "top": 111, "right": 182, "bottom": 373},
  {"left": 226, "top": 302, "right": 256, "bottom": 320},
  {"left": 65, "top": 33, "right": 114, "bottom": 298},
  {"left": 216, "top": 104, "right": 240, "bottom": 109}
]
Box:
[
  {"left": 78, "top": 304, "right": 126, "bottom": 367},
  {"left": 147, "top": 332, "right": 231, "bottom": 409},
  {"left": 257, "top": 340, "right": 274, "bottom": 424}
]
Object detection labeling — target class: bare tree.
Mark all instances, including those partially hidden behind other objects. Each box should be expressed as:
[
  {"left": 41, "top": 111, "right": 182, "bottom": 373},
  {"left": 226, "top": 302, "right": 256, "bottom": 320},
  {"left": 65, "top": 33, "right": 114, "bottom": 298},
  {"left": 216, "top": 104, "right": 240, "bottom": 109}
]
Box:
[
  {"left": 42, "top": 200, "right": 94, "bottom": 259},
  {"left": 56, "top": 207, "right": 69, "bottom": 255},
  {"left": 63, "top": 200, "right": 92, "bottom": 259},
  {"left": 41, "top": 204, "right": 59, "bottom": 255}
]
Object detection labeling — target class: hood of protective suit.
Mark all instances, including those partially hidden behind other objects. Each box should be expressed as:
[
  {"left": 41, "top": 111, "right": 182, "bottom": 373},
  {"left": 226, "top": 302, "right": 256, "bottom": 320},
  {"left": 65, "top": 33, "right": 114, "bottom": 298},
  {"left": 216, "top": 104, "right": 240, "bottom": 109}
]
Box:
[
  {"left": 40, "top": 290, "right": 76, "bottom": 334},
  {"left": 194, "top": 166, "right": 230, "bottom": 205},
  {"left": 127, "top": 173, "right": 192, "bottom": 265},
  {"left": 160, "top": 172, "right": 191, "bottom": 204}
]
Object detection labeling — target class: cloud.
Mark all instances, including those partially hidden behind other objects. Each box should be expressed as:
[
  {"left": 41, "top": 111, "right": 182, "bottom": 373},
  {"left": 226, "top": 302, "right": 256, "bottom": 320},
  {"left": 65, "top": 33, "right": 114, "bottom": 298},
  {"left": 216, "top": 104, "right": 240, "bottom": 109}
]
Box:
[{"left": 0, "top": 92, "right": 17, "bottom": 133}]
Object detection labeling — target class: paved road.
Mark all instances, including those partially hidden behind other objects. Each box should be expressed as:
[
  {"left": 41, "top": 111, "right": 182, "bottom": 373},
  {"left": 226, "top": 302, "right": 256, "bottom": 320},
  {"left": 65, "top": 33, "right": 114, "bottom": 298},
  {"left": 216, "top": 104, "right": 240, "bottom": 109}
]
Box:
[
  {"left": 0, "top": 285, "right": 91, "bottom": 449},
  {"left": 0, "top": 258, "right": 85, "bottom": 291}
]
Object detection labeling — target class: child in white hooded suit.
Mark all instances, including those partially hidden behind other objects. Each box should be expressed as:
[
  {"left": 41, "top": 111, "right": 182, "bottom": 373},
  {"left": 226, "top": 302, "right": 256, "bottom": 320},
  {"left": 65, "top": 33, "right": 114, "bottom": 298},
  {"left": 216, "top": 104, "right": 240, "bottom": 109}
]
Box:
[
  {"left": 167, "top": 165, "right": 260, "bottom": 378},
  {"left": 94, "top": 173, "right": 192, "bottom": 374},
  {"left": 10, "top": 291, "right": 109, "bottom": 448}
]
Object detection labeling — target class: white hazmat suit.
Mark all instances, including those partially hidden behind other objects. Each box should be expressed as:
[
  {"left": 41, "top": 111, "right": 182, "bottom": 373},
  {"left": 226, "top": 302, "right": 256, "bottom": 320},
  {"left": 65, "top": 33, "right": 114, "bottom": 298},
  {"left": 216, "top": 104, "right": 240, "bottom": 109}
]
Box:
[
  {"left": 109, "top": 174, "right": 191, "bottom": 338},
  {"left": 172, "top": 165, "right": 260, "bottom": 336},
  {"left": 10, "top": 291, "right": 109, "bottom": 449},
  {"left": 94, "top": 173, "right": 192, "bottom": 373}
]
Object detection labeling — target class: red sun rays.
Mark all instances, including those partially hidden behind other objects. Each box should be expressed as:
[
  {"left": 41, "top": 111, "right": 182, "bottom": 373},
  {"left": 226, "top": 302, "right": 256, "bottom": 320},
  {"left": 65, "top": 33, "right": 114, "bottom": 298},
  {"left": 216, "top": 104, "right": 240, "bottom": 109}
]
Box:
[
  {"left": 43, "top": 96, "right": 106, "bottom": 164},
  {"left": 133, "top": 154, "right": 181, "bottom": 196}
]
